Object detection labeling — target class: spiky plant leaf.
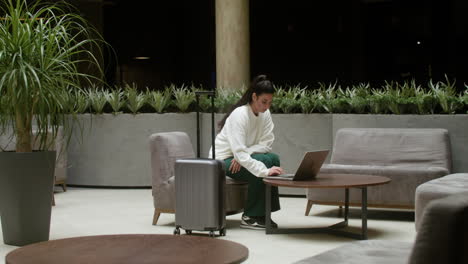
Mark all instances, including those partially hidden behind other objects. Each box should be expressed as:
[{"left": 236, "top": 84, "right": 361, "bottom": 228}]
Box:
[
  {"left": 147, "top": 87, "right": 171, "bottom": 113},
  {"left": 87, "top": 85, "right": 108, "bottom": 114},
  {"left": 173, "top": 85, "right": 195, "bottom": 112},
  {"left": 125, "top": 83, "right": 146, "bottom": 114},
  {"left": 107, "top": 86, "right": 125, "bottom": 114}
]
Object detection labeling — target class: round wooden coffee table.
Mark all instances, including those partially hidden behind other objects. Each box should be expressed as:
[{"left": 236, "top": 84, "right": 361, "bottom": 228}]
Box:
[
  {"left": 264, "top": 173, "right": 391, "bottom": 240},
  {"left": 6, "top": 234, "right": 249, "bottom": 264}
]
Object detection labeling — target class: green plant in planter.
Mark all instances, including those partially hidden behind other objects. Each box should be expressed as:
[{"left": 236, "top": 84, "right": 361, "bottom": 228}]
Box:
[
  {"left": 346, "top": 83, "right": 370, "bottom": 114},
  {"left": 431, "top": 77, "right": 462, "bottom": 114},
  {"left": 58, "top": 89, "right": 88, "bottom": 115},
  {"left": 70, "top": 90, "right": 90, "bottom": 114},
  {"left": 198, "top": 92, "right": 214, "bottom": 112},
  {"left": 147, "top": 87, "right": 171, "bottom": 113},
  {"left": 87, "top": 85, "right": 108, "bottom": 114},
  {"left": 369, "top": 89, "right": 388, "bottom": 114},
  {"left": 214, "top": 85, "right": 243, "bottom": 113},
  {"left": 0, "top": 0, "right": 105, "bottom": 151},
  {"left": 173, "top": 84, "right": 195, "bottom": 112},
  {"left": 124, "top": 83, "right": 146, "bottom": 114},
  {"left": 398, "top": 80, "right": 420, "bottom": 114},
  {"left": 107, "top": 86, "right": 125, "bottom": 114},
  {"left": 317, "top": 82, "right": 348, "bottom": 113},
  {"left": 383, "top": 81, "right": 405, "bottom": 114},
  {"left": 414, "top": 82, "right": 436, "bottom": 114},
  {"left": 276, "top": 84, "right": 303, "bottom": 113},
  {"left": 0, "top": 0, "right": 107, "bottom": 246},
  {"left": 298, "top": 90, "right": 319, "bottom": 113},
  {"left": 270, "top": 85, "right": 285, "bottom": 113},
  {"left": 462, "top": 87, "right": 468, "bottom": 113},
  {"left": 190, "top": 85, "right": 215, "bottom": 112}
]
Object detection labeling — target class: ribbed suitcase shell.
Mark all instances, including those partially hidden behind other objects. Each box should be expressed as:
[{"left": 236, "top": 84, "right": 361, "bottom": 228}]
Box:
[{"left": 175, "top": 158, "right": 226, "bottom": 234}]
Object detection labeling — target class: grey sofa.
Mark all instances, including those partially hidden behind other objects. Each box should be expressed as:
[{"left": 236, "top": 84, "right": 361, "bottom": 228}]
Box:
[
  {"left": 149, "top": 131, "right": 248, "bottom": 225},
  {"left": 295, "top": 191, "right": 468, "bottom": 264},
  {"left": 306, "top": 128, "right": 452, "bottom": 215}
]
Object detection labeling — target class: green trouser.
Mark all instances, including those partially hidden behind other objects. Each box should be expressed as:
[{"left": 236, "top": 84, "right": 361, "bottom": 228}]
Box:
[{"left": 224, "top": 153, "right": 281, "bottom": 217}]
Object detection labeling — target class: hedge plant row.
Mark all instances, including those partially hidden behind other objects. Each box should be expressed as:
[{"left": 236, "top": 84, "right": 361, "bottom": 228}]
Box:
[{"left": 5, "top": 80, "right": 465, "bottom": 115}]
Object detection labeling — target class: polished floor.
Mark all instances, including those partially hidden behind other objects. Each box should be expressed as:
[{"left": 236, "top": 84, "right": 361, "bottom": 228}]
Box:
[{"left": 1, "top": 187, "right": 416, "bottom": 264}]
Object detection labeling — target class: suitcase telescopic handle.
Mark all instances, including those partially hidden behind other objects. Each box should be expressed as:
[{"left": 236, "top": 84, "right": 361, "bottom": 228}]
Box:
[{"left": 195, "top": 91, "right": 216, "bottom": 160}]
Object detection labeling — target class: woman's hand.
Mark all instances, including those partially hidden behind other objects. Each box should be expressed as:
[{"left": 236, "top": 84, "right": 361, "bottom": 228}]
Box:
[
  {"left": 229, "top": 159, "right": 242, "bottom": 174},
  {"left": 268, "top": 166, "right": 284, "bottom": 176}
]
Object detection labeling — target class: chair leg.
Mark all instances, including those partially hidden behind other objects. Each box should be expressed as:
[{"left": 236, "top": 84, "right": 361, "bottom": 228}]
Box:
[
  {"left": 52, "top": 193, "right": 56, "bottom": 206},
  {"left": 305, "top": 200, "right": 313, "bottom": 216},
  {"left": 152, "top": 209, "right": 161, "bottom": 225},
  {"left": 61, "top": 183, "right": 67, "bottom": 192}
]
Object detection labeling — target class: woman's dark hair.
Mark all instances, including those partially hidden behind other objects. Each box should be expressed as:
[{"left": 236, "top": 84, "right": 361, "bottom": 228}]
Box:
[{"left": 218, "top": 74, "right": 275, "bottom": 131}]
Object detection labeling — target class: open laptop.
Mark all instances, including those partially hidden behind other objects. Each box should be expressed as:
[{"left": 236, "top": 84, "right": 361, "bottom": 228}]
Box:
[{"left": 265, "top": 150, "right": 329, "bottom": 181}]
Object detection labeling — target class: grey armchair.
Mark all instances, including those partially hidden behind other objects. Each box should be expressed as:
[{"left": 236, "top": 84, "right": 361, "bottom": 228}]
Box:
[{"left": 149, "top": 131, "right": 248, "bottom": 225}]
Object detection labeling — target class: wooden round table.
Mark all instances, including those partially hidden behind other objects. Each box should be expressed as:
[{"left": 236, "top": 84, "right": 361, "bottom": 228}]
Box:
[
  {"left": 263, "top": 173, "right": 390, "bottom": 189},
  {"left": 6, "top": 234, "right": 249, "bottom": 264},
  {"left": 264, "top": 173, "right": 391, "bottom": 240}
]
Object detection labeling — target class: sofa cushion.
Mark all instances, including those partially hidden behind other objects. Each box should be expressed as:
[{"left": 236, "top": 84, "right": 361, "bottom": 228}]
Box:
[{"left": 331, "top": 128, "right": 451, "bottom": 171}]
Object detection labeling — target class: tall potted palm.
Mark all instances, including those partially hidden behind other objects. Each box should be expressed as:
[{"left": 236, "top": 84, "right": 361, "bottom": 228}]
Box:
[{"left": 0, "top": 0, "right": 106, "bottom": 246}]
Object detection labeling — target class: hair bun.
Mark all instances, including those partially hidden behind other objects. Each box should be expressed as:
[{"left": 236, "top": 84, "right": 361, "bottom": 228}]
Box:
[{"left": 253, "top": 74, "right": 268, "bottom": 83}]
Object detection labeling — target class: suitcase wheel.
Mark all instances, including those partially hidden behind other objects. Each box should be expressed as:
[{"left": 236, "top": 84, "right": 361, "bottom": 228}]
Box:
[
  {"left": 219, "top": 228, "right": 226, "bottom": 236},
  {"left": 173, "top": 227, "right": 180, "bottom": 235}
]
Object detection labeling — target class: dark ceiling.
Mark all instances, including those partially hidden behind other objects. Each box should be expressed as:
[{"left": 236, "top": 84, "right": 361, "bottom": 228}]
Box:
[{"left": 75, "top": 0, "right": 468, "bottom": 90}]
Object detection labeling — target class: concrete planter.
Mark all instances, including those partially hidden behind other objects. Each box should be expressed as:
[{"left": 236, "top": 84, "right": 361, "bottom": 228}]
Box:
[
  {"left": 67, "top": 113, "right": 196, "bottom": 186},
  {"left": 67, "top": 113, "right": 468, "bottom": 193}
]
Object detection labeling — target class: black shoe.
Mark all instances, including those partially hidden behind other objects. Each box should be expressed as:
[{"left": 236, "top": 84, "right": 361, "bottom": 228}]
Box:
[{"left": 240, "top": 215, "right": 266, "bottom": 230}]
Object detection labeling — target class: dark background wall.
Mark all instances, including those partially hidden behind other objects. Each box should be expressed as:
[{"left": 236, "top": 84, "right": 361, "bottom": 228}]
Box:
[{"left": 83, "top": 0, "right": 468, "bottom": 91}]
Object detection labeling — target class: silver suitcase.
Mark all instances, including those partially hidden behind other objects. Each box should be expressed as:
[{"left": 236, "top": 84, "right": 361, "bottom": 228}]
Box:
[
  {"left": 174, "top": 91, "right": 227, "bottom": 237},
  {"left": 174, "top": 158, "right": 226, "bottom": 236}
]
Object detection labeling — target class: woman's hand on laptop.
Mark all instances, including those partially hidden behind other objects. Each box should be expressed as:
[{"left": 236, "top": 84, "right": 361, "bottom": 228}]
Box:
[
  {"left": 268, "top": 166, "right": 284, "bottom": 176},
  {"left": 229, "top": 159, "right": 242, "bottom": 174}
]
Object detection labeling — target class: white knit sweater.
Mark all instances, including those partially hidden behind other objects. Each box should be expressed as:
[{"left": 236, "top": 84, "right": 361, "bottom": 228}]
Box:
[{"left": 209, "top": 104, "right": 274, "bottom": 177}]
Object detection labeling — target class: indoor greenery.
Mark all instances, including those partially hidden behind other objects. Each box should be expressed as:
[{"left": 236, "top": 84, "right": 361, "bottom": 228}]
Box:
[
  {"left": 146, "top": 87, "right": 171, "bottom": 113},
  {"left": 58, "top": 79, "right": 467, "bottom": 115},
  {"left": 0, "top": 0, "right": 106, "bottom": 152},
  {"left": 124, "top": 83, "right": 146, "bottom": 114},
  {"left": 107, "top": 86, "right": 125, "bottom": 114}
]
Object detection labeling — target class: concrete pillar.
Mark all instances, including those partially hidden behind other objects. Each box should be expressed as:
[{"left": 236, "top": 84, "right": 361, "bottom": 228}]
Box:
[{"left": 215, "top": 0, "right": 250, "bottom": 90}]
